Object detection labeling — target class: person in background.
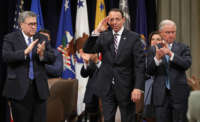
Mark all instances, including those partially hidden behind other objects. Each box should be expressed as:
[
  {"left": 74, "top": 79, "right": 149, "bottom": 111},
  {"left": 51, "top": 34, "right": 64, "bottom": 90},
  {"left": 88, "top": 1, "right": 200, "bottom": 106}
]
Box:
[
  {"left": 187, "top": 76, "right": 200, "bottom": 91},
  {"left": 39, "top": 29, "right": 63, "bottom": 78},
  {"left": 149, "top": 31, "right": 162, "bottom": 46},
  {"left": 147, "top": 19, "right": 192, "bottom": 122},
  {"left": 2, "top": 11, "right": 55, "bottom": 122},
  {"left": 83, "top": 8, "right": 145, "bottom": 122},
  {"left": 143, "top": 31, "right": 162, "bottom": 122},
  {"left": 80, "top": 51, "right": 101, "bottom": 122},
  {"left": 187, "top": 76, "right": 200, "bottom": 122}
]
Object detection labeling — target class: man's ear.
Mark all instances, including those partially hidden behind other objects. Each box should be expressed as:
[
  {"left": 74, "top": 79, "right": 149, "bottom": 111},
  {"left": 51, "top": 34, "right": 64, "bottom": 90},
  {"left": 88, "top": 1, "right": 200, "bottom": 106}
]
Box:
[
  {"left": 19, "top": 23, "right": 23, "bottom": 29},
  {"left": 123, "top": 17, "right": 126, "bottom": 23}
]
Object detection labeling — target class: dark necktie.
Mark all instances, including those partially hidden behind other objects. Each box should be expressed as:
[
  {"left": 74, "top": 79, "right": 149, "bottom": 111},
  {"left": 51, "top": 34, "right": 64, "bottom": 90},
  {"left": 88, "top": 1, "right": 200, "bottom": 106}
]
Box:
[
  {"left": 113, "top": 34, "right": 118, "bottom": 54},
  {"left": 28, "top": 37, "right": 34, "bottom": 80}
]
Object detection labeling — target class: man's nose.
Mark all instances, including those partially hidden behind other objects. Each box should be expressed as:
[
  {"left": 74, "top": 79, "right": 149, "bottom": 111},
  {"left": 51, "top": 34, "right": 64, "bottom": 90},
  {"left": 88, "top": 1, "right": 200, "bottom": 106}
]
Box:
[{"left": 113, "top": 19, "right": 118, "bottom": 24}]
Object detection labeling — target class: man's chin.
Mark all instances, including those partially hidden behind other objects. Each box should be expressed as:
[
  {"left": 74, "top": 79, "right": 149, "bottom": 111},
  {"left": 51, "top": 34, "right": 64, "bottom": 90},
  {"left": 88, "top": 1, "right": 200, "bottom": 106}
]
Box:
[
  {"left": 113, "top": 28, "right": 119, "bottom": 32},
  {"left": 30, "top": 32, "right": 36, "bottom": 36}
]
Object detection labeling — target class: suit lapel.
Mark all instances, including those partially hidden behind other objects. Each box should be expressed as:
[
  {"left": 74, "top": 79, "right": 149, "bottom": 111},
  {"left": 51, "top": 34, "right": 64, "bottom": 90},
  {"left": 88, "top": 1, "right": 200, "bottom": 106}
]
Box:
[
  {"left": 108, "top": 31, "right": 116, "bottom": 58},
  {"left": 116, "top": 29, "right": 128, "bottom": 58},
  {"left": 18, "top": 31, "right": 28, "bottom": 49},
  {"left": 171, "top": 42, "right": 177, "bottom": 54}
]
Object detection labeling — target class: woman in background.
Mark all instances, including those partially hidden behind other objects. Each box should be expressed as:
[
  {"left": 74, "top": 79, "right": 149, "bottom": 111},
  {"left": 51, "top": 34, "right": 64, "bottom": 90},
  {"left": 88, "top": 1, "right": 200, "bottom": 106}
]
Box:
[{"left": 143, "top": 31, "right": 162, "bottom": 122}]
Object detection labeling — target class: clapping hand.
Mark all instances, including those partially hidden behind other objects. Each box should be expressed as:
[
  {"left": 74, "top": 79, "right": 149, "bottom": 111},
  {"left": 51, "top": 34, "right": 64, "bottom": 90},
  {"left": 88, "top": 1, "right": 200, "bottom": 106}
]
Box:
[
  {"left": 79, "top": 49, "right": 90, "bottom": 64},
  {"left": 187, "top": 75, "right": 200, "bottom": 90},
  {"left": 155, "top": 45, "right": 165, "bottom": 60},
  {"left": 160, "top": 40, "right": 172, "bottom": 57},
  {"left": 24, "top": 39, "right": 38, "bottom": 56},
  {"left": 37, "top": 41, "right": 45, "bottom": 57}
]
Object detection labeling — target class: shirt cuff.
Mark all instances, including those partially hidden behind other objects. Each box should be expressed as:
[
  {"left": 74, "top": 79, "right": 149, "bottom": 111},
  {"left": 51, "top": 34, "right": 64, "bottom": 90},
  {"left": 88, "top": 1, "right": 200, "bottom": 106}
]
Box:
[
  {"left": 39, "top": 56, "right": 44, "bottom": 61},
  {"left": 83, "top": 63, "right": 88, "bottom": 69},
  {"left": 170, "top": 52, "right": 174, "bottom": 61},
  {"left": 134, "top": 88, "right": 144, "bottom": 93},
  {"left": 96, "top": 61, "right": 102, "bottom": 68},
  {"left": 91, "top": 31, "right": 100, "bottom": 36},
  {"left": 154, "top": 56, "right": 162, "bottom": 66}
]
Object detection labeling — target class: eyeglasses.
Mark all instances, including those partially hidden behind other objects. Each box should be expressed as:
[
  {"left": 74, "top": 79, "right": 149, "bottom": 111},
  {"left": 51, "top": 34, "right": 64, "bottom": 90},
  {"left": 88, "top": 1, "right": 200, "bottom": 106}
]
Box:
[
  {"left": 164, "top": 31, "right": 176, "bottom": 35},
  {"left": 24, "top": 22, "right": 37, "bottom": 27}
]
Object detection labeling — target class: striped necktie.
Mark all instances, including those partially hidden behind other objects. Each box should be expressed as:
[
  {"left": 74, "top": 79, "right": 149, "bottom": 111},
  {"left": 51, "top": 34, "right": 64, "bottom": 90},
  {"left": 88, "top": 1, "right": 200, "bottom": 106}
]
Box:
[{"left": 113, "top": 33, "right": 118, "bottom": 54}]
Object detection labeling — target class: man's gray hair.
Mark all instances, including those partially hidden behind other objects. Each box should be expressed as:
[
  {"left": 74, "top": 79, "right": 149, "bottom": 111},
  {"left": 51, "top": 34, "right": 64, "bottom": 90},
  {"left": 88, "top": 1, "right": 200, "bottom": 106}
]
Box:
[
  {"left": 18, "top": 11, "right": 37, "bottom": 24},
  {"left": 159, "top": 19, "right": 176, "bottom": 31}
]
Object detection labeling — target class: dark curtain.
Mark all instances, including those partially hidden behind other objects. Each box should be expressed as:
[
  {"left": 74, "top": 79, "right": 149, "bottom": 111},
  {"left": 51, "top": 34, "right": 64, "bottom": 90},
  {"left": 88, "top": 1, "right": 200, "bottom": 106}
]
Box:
[
  {"left": 0, "top": 1, "right": 10, "bottom": 122},
  {"left": 145, "top": 0, "right": 157, "bottom": 37}
]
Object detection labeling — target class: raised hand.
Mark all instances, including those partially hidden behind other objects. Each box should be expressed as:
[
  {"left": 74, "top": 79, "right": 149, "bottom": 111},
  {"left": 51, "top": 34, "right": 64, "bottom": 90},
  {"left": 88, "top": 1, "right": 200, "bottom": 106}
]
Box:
[
  {"left": 159, "top": 40, "right": 173, "bottom": 57},
  {"left": 94, "top": 16, "right": 110, "bottom": 33},
  {"left": 155, "top": 45, "right": 165, "bottom": 60},
  {"left": 24, "top": 39, "right": 38, "bottom": 56},
  {"left": 79, "top": 49, "right": 90, "bottom": 64},
  {"left": 187, "top": 75, "right": 200, "bottom": 90},
  {"left": 37, "top": 41, "right": 46, "bottom": 57}
]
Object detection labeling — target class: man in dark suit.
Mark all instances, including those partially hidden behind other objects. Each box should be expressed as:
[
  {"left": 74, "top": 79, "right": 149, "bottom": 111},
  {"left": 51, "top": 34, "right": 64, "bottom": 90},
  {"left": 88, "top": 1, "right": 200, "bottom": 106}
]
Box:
[
  {"left": 2, "top": 11, "right": 55, "bottom": 122},
  {"left": 83, "top": 8, "right": 145, "bottom": 122},
  {"left": 80, "top": 53, "right": 101, "bottom": 122},
  {"left": 147, "top": 19, "right": 192, "bottom": 122}
]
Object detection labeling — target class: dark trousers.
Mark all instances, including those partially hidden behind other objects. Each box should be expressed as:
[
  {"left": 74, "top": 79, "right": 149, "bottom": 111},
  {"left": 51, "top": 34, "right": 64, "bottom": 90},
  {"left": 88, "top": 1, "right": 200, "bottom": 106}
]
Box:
[
  {"left": 155, "top": 89, "right": 188, "bottom": 122},
  {"left": 11, "top": 81, "right": 47, "bottom": 122},
  {"left": 85, "top": 94, "right": 100, "bottom": 122},
  {"left": 101, "top": 84, "right": 136, "bottom": 122}
]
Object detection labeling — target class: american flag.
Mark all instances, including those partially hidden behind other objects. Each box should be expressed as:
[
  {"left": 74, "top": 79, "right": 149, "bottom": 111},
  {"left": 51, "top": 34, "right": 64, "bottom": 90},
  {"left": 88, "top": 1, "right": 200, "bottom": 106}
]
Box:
[{"left": 13, "top": 0, "right": 24, "bottom": 31}]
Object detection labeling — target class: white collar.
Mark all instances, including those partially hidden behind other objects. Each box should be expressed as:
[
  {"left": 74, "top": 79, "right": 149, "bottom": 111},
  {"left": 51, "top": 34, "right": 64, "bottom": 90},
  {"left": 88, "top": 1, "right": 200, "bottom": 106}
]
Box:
[{"left": 22, "top": 31, "right": 33, "bottom": 41}]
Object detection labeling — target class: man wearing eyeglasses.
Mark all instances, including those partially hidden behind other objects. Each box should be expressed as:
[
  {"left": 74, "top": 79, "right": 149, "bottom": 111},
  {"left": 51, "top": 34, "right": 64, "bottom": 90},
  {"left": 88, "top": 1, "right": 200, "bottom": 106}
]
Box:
[
  {"left": 2, "top": 11, "right": 55, "bottom": 122},
  {"left": 147, "top": 20, "right": 192, "bottom": 122}
]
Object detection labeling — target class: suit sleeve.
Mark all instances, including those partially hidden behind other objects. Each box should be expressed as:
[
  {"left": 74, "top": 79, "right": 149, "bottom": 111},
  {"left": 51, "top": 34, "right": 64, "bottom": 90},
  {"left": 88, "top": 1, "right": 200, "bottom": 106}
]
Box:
[
  {"left": 80, "top": 61, "right": 96, "bottom": 78},
  {"left": 146, "top": 46, "right": 157, "bottom": 76},
  {"left": 39, "top": 35, "right": 55, "bottom": 64},
  {"left": 133, "top": 35, "right": 145, "bottom": 91},
  {"left": 171, "top": 44, "right": 192, "bottom": 70},
  {"left": 2, "top": 34, "right": 26, "bottom": 63},
  {"left": 45, "top": 49, "right": 63, "bottom": 77},
  {"left": 83, "top": 34, "right": 104, "bottom": 53}
]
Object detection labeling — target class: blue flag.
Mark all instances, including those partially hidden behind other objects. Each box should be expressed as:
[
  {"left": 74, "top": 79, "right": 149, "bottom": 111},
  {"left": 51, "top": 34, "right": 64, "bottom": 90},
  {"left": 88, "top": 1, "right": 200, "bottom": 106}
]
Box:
[
  {"left": 135, "top": 0, "right": 148, "bottom": 40},
  {"left": 56, "top": 0, "right": 75, "bottom": 79},
  {"left": 30, "top": 0, "right": 44, "bottom": 32}
]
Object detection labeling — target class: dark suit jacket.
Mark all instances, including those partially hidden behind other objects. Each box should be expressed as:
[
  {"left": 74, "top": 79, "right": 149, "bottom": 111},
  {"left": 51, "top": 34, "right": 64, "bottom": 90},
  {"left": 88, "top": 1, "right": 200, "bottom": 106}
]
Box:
[
  {"left": 2, "top": 31, "right": 55, "bottom": 100},
  {"left": 45, "top": 48, "right": 63, "bottom": 78},
  {"left": 80, "top": 60, "right": 98, "bottom": 103},
  {"left": 83, "top": 29, "right": 145, "bottom": 100},
  {"left": 147, "top": 41, "right": 192, "bottom": 106}
]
